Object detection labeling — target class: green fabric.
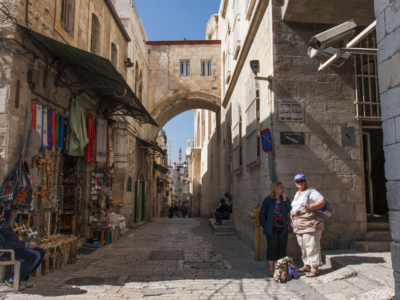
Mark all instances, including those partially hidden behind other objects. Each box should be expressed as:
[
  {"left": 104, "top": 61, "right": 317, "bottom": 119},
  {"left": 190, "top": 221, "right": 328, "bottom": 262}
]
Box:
[
  {"left": 55, "top": 114, "right": 60, "bottom": 149},
  {"left": 67, "top": 97, "right": 88, "bottom": 156}
]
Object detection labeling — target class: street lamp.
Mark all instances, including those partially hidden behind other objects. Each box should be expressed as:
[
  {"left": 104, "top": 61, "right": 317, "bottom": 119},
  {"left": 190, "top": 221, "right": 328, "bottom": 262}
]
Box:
[{"left": 183, "top": 161, "right": 188, "bottom": 168}]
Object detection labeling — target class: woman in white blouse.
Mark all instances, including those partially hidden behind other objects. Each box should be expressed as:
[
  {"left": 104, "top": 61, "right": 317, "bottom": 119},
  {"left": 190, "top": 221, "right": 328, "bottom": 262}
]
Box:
[{"left": 291, "top": 174, "right": 326, "bottom": 277}]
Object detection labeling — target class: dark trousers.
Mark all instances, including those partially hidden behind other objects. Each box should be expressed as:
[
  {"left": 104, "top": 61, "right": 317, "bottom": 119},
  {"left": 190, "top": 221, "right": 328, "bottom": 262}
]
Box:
[
  {"left": 8, "top": 247, "right": 46, "bottom": 283},
  {"left": 266, "top": 227, "right": 288, "bottom": 261}
]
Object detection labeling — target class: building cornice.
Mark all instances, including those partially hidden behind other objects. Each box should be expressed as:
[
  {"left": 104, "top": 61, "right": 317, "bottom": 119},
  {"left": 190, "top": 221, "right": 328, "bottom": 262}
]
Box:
[
  {"left": 222, "top": 0, "right": 270, "bottom": 108},
  {"left": 147, "top": 40, "right": 221, "bottom": 46},
  {"left": 103, "top": 0, "right": 131, "bottom": 43}
]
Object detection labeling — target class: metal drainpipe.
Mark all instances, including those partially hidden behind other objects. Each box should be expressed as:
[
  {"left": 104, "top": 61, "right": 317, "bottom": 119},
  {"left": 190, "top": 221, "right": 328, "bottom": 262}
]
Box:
[{"left": 268, "top": 80, "right": 274, "bottom": 186}]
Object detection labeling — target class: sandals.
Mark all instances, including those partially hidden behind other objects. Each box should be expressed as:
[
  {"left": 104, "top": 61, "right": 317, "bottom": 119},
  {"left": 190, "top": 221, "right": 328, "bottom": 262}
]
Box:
[
  {"left": 297, "top": 267, "right": 311, "bottom": 273},
  {"left": 269, "top": 271, "right": 274, "bottom": 276},
  {"left": 306, "top": 271, "right": 320, "bottom": 277}
]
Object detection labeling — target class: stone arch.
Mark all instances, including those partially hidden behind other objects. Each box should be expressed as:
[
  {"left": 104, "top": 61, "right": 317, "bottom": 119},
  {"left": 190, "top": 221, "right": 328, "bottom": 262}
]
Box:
[{"left": 148, "top": 91, "right": 221, "bottom": 140}]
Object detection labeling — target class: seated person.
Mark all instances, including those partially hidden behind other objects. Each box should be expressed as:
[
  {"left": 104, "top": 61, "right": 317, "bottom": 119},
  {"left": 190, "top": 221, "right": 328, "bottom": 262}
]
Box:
[
  {"left": 211, "top": 199, "right": 230, "bottom": 225},
  {"left": 0, "top": 206, "right": 45, "bottom": 291}
]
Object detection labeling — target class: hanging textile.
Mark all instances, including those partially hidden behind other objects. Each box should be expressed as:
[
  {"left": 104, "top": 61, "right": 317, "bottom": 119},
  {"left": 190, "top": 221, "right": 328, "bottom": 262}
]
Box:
[
  {"left": 55, "top": 114, "right": 60, "bottom": 150},
  {"left": 84, "top": 113, "right": 96, "bottom": 162},
  {"left": 30, "top": 103, "right": 37, "bottom": 130},
  {"left": 114, "top": 121, "right": 128, "bottom": 168},
  {"left": 60, "top": 116, "right": 65, "bottom": 151},
  {"left": 106, "top": 123, "right": 110, "bottom": 168},
  {"left": 43, "top": 109, "right": 48, "bottom": 149},
  {"left": 52, "top": 111, "right": 56, "bottom": 150},
  {"left": 68, "top": 97, "right": 88, "bottom": 156},
  {"left": 36, "top": 105, "right": 43, "bottom": 152},
  {"left": 64, "top": 118, "right": 69, "bottom": 151},
  {"left": 47, "top": 109, "right": 53, "bottom": 151},
  {"left": 0, "top": 156, "right": 33, "bottom": 208},
  {"left": 96, "top": 119, "right": 107, "bottom": 163}
]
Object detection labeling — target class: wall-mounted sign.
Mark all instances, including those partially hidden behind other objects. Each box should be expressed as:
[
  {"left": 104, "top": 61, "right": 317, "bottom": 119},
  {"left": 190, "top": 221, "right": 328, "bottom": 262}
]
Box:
[
  {"left": 341, "top": 127, "right": 355, "bottom": 147},
  {"left": 261, "top": 129, "right": 273, "bottom": 153},
  {"left": 280, "top": 132, "right": 305, "bottom": 145},
  {"left": 278, "top": 102, "right": 305, "bottom": 123}
]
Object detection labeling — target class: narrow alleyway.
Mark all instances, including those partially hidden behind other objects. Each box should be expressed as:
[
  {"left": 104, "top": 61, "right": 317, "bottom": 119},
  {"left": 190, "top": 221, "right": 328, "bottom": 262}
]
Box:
[{"left": 0, "top": 218, "right": 303, "bottom": 300}]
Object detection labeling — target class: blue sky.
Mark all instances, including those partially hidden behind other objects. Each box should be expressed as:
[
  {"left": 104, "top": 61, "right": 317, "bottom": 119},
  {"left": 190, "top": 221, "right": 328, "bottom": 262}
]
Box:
[{"left": 135, "top": 0, "right": 220, "bottom": 163}]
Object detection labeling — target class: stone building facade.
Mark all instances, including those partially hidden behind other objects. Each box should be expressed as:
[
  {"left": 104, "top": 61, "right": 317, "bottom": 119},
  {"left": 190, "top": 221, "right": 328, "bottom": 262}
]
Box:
[
  {"left": 375, "top": 0, "right": 400, "bottom": 295},
  {"left": 192, "top": 0, "right": 386, "bottom": 261}
]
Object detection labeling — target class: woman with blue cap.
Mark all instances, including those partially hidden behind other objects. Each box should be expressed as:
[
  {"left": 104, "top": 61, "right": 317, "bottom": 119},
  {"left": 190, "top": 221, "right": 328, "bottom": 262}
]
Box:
[
  {"left": 291, "top": 174, "right": 326, "bottom": 277},
  {"left": 259, "top": 182, "right": 292, "bottom": 276}
]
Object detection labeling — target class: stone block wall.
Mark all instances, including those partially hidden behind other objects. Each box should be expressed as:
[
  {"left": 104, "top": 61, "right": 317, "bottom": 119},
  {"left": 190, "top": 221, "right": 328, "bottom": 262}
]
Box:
[{"left": 375, "top": 0, "right": 400, "bottom": 296}]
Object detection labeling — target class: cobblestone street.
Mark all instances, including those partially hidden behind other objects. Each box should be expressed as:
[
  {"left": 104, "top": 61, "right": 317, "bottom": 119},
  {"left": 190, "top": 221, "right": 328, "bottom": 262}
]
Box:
[{"left": 0, "top": 218, "right": 301, "bottom": 299}]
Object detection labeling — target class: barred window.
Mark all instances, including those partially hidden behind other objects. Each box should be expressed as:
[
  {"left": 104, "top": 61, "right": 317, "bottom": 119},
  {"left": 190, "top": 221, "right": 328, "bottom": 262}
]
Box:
[
  {"left": 201, "top": 60, "right": 212, "bottom": 76},
  {"left": 111, "top": 43, "right": 118, "bottom": 68},
  {"left": 180, "top": 60, "right": 190, "bottom": 76},
  {"left": 91, "top": 14, "right": 100, "bottom": 55},
  {"left": 60, "top": 0, "right": 75, "bottom": 38}
]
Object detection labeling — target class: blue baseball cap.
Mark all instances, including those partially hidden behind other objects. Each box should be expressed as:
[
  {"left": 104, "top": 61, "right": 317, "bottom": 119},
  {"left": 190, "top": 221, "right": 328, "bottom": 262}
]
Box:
[{"left": 294, "top": 174, "right": 306, "bottom": 181}]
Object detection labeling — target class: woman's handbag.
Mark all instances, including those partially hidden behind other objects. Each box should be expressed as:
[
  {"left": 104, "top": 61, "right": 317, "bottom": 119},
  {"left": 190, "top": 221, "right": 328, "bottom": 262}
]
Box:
[{"left": 307, "top": 188, "right": 333, "bottom": 219}]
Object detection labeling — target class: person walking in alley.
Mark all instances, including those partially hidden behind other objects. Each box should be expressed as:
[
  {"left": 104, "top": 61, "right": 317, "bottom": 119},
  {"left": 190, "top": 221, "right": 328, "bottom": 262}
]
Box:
[
  {"left": 168, "top": 205, "right": 174, "bottom": 218},
  {"left": 225, "top": 192, "right": 233, "bottom": 214},
  {"left": 212, "top": 199, "right": 230, "bottom": 225},
  {"left": 0, "top": 206, "right": 45, "bottom": 290},
  {"left": 174, "top": 204, "right": 178, "bottom": 217},
  {"left": 291, "top": 174, "right": 326, "bottom": 278},
  {"left": 178, "top": 205, "right": 182, "bottom": 218},
  {"left": 259, "top": 182, "right": 292, "bottom": 276}
]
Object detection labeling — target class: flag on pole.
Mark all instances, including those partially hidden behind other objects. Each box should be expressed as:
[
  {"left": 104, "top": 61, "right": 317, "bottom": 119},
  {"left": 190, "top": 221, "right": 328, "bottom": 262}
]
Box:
[
  {"left": 30, "top": 103, "right": 37, "bottom": 130},
  {"left": 43, "top": 109, "right": 48, "bottom": 149},
  {"left": 36, "top": 105, "right": 43, "bottom": 152}
]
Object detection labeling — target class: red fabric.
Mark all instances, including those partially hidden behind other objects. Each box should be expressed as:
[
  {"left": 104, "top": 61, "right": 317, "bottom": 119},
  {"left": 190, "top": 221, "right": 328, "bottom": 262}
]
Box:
[
  {"left": 84, "top": 113, "right": 96, "bottom": 162},
  {"left": 52, "top": 111, "right": 56, "bottom": 146},
  {"left": 30, "top": 103, "right": 37, "bottom": 130},
  {"left": 106, "top": 123, "right": 110, "bottom": 168}
]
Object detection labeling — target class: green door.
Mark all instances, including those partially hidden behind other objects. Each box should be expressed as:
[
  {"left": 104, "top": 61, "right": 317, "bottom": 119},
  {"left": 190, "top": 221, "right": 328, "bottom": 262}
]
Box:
[
  {"left": 135, "top": 180, "right": 140, "bottom": 223},
  {"left": 141, "top": 180, "right": 146, "bottom": 221}
]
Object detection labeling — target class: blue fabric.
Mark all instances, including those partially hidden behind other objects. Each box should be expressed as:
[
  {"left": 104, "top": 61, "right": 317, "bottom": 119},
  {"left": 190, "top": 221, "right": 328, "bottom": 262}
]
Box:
[
  {"left": 60, "top": 116, "right": 65, "bottom": 151},
  {"left": 259, "top": 196, "right": 292, "bottom": 237},
  {"left": 215, "top": 211, "right": 222, "bottom": 224},
  {"left": 47, "top": 110, "right": 53, "bottom": 151},
  {"left": 83, "top": 241, "right": 102, "bottom": 248},
  {"left": 8, "top": 247, "right": 45, "bottom": 283}
]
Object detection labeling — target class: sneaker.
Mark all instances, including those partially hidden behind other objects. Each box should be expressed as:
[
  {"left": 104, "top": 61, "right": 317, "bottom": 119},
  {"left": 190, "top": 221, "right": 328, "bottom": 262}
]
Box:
[
  {"left": 4, "top": 279, "right": 26, "bottom": 291},
  {"left": 21, "top": 281, "right": 33, "bottom": 288}
]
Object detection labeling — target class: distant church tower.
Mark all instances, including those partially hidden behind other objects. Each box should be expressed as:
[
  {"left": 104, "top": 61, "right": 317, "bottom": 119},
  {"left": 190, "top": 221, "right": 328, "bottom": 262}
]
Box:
[{"left": 179, "top": 147, "right": 182, "bottom": 163}]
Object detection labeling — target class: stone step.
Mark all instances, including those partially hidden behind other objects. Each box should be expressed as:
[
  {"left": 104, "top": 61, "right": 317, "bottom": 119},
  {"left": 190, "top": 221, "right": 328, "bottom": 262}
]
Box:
[
  {"left": 350, "top": 241, "right": 391, "bottom": 252},
  {"left": 367, "top": 222, "right": 390, "bottom": 231},
  {"left": 363, "top": 231, "right": 392, "bottom": 241},
  {"left": 208, "top": 219, "right": 236, "bottom": 235},
  {"left": 221, "top": 219, "right": 235, "bottom": 226}
]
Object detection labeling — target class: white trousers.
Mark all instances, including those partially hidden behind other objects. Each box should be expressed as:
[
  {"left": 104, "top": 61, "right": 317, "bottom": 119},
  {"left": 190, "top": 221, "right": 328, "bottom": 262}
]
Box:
[{"left": 296, "top": 231, "right": 322, "bottom": 267}]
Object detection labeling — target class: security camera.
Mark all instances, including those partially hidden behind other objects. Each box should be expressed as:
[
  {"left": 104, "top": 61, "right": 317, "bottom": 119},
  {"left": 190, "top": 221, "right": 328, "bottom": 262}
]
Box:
[
  {"left": 308, "top": 47, "right": 351, "bottom": 67},
  {"left": 250, "top": 60, "right": 260, "bottom": 74},
  {"left": 309, "top": 20, "right": 357, "bottom": 51}
]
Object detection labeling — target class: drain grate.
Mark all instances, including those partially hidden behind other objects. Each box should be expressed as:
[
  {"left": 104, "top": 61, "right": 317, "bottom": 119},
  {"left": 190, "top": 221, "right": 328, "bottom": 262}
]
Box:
[
  {"left": 149, "top": 251, "right": 183, "bottom": 261},
  {"left": 189, "top": 262, "right": 221, "bottom": 270},
  {"left": 67, "top": 277, "right": 104, "bottom": 286}
]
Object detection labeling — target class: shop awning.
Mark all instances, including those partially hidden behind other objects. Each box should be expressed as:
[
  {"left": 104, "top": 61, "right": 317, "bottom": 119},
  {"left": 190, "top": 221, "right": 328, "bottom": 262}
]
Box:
[
  {"left": 154, "top": 162, "right": 169, "bottom": 174},
  {"left": 18, "top": 24, "right": 157, "bottom": 126},
  {"left": 136, "top": 137, "right": 166, "bottom": 155}
]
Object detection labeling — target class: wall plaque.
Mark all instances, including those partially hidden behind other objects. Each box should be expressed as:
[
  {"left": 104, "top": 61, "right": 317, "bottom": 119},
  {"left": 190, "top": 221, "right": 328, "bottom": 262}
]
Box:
[
  {"left": 278, "top": 102, "right": 305, "bottom": 123},
  {"left": 341, "top": 127, "right": 355, "bottom": 147},
  {"left": 280, "top": 132, "right": 305, "bottom": 145}
]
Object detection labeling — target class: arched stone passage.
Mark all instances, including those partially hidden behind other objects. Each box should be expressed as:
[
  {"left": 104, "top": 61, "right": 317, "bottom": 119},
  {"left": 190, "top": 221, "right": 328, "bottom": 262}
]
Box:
[{"left": 148, "top": 91, "right": 221, "bottom": 140}]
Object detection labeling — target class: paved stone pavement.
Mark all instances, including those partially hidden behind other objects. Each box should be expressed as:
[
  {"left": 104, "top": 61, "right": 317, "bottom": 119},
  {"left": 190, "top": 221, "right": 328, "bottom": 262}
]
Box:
[{"left": 0, "top": 218, "right": 303, "bottom": 300}]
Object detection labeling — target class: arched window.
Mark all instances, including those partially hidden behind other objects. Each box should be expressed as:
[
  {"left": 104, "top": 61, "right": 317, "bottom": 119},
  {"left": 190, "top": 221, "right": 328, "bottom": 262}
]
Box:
[
  {"left": 127, "top": 176, "right": 132, "bottom": 192},
  {"left": 111, "top": 43, "right": 118, "bottom": 68},
  {"left": 60, "top": 0, "right": 75, "bottom": 38},
  {"left": 91, "top": 14, "right": 100, "bottom": 55},
  {"left": 138, "top": 83, "right": 143, "bottom": 101}
]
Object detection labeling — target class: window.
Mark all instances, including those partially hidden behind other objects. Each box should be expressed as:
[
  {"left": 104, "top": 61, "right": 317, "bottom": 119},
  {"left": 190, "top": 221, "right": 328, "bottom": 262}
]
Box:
[
  {"left": 180, "top": 60, "right": 190, "bottom": 76},
  {"left": 245, "top": 74, "right": 259, "bottom": 165},
  {"left": 127, "top": 176, "right": 132, "bottom": 192},
  {"left": 232, "top": 103, "right": 242, "bottom": 173},
  {"left": 111, "top": 43, "right": 118, "bottom": 68},
  {"left": 201, "top": 60, "right": 212, "bottom": 76},
  {"left": 166, "top": 191, "right": 169, "bottom": 196},
  {"left": 60, "top": 0, "right": 75, "bottom": 38},
  {"left": 91, "top": 14, "right": 100, "bottom": 55}
]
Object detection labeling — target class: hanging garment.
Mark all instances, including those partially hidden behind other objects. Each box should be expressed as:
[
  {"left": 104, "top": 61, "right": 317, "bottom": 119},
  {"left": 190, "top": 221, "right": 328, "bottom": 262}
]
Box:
[
  {"left": 114, "top": 121, "right": 128, "bottom": 168},
  {"left": 106, "top": 123, "right": 110, "bottom": 168},
  {"left": 55, "top": 114, "right": 60, "bottom": 150},
  {"left": 30, "top": 103, "right": 36, "bottom": 130},
  {"left": 43, "top": 109, "right": 48, "bottom": 149},
  {"left": 47, "top": 109, "right": 53, "bottom": 151},
  {"left": 84, "top": 113, "right": 96, "bottom": 162},
  {"left": 52, "top": 111, "right": 56, "bottom": 150},
  {"left": 36, "top": 105, "right": 43, "bottom": 152},
  {"left": 60, "top": 116, "right": 65, "bottom": 151},
  {"left": 96, "top": 119, "right": 107, "bottom": 163},
  {"left": 64, "top": 118, "right": 69, "bottom": 151},
  {"left": 68, "top": 97, "right": 88, "bottom": 156}
]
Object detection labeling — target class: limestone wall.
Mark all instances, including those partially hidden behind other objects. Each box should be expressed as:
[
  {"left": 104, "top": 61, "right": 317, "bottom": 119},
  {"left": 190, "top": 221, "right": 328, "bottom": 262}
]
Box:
[{"left": 375, "top": 0, "right": 400, "bottom": 295}]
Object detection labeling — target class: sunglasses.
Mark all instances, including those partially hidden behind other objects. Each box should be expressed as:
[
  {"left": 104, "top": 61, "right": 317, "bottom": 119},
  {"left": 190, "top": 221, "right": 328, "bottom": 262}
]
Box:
[{"left": 295, "top": 180, "right": 305, "bottom": 184}]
